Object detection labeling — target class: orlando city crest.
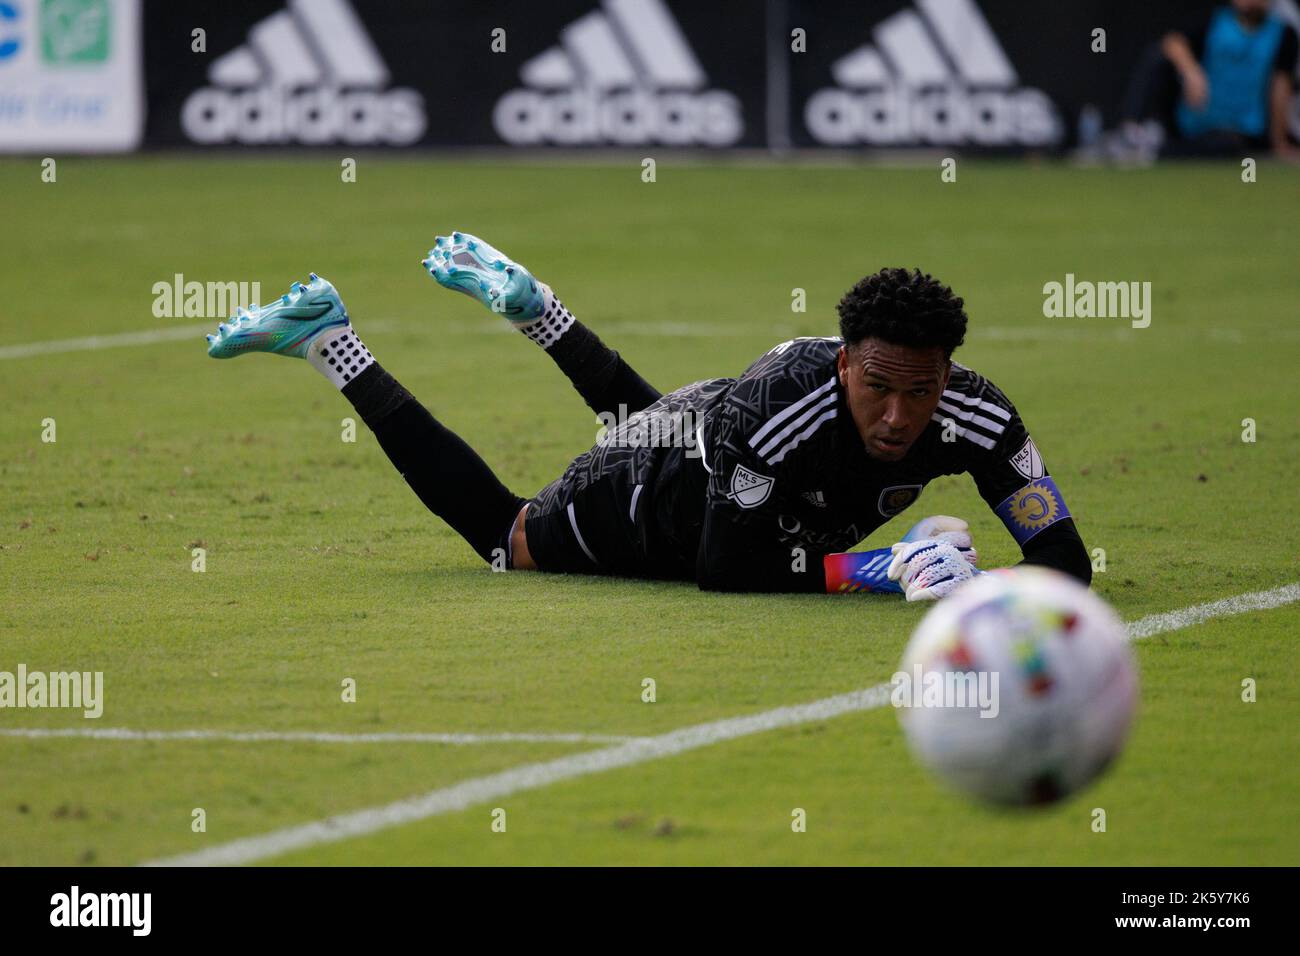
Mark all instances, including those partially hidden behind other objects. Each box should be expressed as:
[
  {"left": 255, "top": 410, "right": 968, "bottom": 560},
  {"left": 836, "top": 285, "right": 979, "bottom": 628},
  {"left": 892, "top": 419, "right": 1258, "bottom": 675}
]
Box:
[{"left": 877, "top": 483, "right": 922, "bottom": 517}]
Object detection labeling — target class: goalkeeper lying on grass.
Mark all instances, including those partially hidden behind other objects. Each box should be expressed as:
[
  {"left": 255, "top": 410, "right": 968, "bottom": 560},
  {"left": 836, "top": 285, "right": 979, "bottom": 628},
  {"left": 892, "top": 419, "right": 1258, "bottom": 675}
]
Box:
[{"left": 206, "top": 233, "right": 1089, "bottom": 599}]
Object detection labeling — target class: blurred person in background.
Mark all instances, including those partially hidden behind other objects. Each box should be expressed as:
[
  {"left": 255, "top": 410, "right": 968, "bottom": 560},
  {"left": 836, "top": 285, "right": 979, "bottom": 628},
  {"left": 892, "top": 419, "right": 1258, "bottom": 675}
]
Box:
[{"left": 1113, "top": 0, "right": 1298, "bottom": 162}]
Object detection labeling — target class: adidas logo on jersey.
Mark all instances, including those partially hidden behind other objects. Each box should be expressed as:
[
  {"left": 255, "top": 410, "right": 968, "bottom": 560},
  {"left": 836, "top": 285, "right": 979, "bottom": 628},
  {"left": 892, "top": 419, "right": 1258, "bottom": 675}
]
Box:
[
  {"left": 493, "top": 0, "right": 742, "bottom": 146},
  {"left": 805, "top": 0, "right": 1060, "bottom": 147},
  {"left": 181, "top": 0, "right": 426, "bottom": 146}
]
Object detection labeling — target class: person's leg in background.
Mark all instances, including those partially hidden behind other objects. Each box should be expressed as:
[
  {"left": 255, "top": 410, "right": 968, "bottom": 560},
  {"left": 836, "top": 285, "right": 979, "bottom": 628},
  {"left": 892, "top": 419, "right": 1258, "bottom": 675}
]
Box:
[{"left": 1114, "top": 41, "right": 1183, "bottom": 161}]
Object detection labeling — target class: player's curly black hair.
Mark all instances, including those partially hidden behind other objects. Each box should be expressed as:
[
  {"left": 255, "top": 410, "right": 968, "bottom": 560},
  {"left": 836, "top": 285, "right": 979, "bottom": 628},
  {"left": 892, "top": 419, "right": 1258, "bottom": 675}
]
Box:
[{"left": 837, "top": 267, "right": 967, "bottom": 355}]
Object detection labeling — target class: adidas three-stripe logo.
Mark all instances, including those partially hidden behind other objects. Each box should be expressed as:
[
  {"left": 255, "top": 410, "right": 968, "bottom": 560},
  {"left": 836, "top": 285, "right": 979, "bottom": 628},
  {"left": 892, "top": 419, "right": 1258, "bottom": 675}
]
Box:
[
  {"left": 932, "top": 388, "right": 1011, "bottom": 450},
  {"left": 494, "top": 0, "right": 742, "bottom": 147},
  {"left": 806, "top": 0, "right": 1060, "bottom": 147},
  {"left": 749, "top": 377, "right": 840, "bottom": 466},
  {"left": 181, "top": 0, "right": 426, "bottom": 146}
]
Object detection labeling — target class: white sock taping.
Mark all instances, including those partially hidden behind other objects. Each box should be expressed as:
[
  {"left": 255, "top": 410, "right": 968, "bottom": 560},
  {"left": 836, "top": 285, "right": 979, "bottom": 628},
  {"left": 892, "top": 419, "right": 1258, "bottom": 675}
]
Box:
[
  {"left": 306, "top": 326, "right": 374, "bottom": 390},
  {"left": 520, "top": 285, "right": 576, "bottom": 350}
]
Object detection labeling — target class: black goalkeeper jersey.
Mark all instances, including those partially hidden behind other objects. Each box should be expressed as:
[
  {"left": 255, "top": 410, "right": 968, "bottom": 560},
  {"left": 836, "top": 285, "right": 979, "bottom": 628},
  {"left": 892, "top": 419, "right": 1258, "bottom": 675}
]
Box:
[{"left": 528, "top": 336, "right": 1079, "bottom": 590}]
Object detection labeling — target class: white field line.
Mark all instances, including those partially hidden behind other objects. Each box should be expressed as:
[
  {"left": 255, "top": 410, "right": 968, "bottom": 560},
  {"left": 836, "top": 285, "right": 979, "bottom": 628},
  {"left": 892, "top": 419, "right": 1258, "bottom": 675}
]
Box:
[
  {"left": 139, "top": 583, "right": 1299, "bottom": 867},
  {"left": 0, "top": 318, "right": 761, "bottom": 355},
  {"left": 1124, "top": 583, "right": 1299, "bottom": 639},
  {"left": 0, "top": 728, "right": 639, "bottom": 746},
  {"left": 5, "top": 320, "right": 1287, "bottom": 361},
  {"left": 0, "top": 320, "right": 398, "bottom": 361},
  {"left": 0, "top": 324, "right": 216, "bottom": 359}
]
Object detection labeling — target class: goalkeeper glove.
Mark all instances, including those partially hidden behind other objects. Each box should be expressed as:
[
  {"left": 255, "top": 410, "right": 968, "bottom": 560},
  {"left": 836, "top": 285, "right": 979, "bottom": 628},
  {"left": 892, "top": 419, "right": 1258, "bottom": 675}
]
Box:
[
  {"left": 823, "top": 515, "right": 977, "bottom": 595},
  {"left": 899, "top": 514, "right": 978, "bottom": 565},
  {"left": 887, "top": 538, "right": 979, "bottom": 601},
  {"left": 890, "top": 515, "right": 981, "bottom": 601}
]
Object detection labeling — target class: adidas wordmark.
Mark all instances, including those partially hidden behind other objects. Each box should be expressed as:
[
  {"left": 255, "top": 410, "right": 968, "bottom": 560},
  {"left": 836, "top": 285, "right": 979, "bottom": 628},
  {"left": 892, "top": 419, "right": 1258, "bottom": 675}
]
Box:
[
  {"left": 805, "top": 0, "right": 1060, "bottom": 147},
  {"left": 182, "top": 0, "right": 426, "bottom": 146},
  {"left": 493, "top": 0, "right": 742, "bottom": 146}
]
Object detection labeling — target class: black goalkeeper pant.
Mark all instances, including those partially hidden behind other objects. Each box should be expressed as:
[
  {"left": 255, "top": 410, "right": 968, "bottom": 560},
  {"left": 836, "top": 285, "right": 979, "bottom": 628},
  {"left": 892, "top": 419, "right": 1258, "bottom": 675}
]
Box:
[{"left": 343, "top": 322, "right": 660, "bottom": 568}]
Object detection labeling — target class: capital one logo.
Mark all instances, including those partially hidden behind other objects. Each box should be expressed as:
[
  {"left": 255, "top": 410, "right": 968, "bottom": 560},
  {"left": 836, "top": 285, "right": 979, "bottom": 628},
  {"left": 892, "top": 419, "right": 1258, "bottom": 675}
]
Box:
[
  {"left": 494, "top": 0, "right": 743, "bottom": 146},
  {"left": 805, "top": 0, "right": 1061, "bottom": 147},
  {"left": 181, "top": 0, "right": 426, "bottom": 146},
  {"left": 0, "top": 2, "right": 21, "bottom": 61}
]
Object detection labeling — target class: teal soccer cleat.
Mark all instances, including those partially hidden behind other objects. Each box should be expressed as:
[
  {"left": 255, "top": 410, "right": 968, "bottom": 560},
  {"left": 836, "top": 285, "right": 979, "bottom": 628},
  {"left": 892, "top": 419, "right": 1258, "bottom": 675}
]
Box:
[
  {"left": 206, "top": 274, "right": 350, "bottom": 360},
  {"left": 422, "top": 231, "right": 546, "bottom": 324}
]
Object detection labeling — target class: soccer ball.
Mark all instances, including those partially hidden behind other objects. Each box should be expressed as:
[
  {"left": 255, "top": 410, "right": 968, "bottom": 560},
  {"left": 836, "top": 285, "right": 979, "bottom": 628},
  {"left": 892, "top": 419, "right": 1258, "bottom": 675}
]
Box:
[{"left": 894, "top": 567, "right": 1138, "bottom": 806}]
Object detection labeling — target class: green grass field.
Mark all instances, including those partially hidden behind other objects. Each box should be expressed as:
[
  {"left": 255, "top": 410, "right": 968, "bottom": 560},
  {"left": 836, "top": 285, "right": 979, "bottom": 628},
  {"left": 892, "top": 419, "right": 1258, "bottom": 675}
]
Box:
[{"left": 1, "top": 156, "right": 1297, "bottom": 866}]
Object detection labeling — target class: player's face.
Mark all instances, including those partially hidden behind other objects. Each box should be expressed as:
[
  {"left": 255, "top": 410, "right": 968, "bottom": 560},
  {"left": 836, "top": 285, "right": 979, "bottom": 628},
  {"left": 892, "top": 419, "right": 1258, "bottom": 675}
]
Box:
[{"left": 839, "top": 339, "right": 950, "bottom": 462}]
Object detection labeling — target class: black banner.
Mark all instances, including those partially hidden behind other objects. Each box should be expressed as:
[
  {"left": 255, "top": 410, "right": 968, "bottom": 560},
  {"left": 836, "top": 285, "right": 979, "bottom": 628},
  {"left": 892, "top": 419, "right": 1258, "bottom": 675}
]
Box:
[
  {"left": 0, "top": 866, "right": 1286, "bottom": 941},
  {"left": 144, "top": 0, "right": 768, "bottom": 149},
  {"left": 784, "top": 0, "right": 1222, "bottom": 149},
  {"left": 144, "top": 0, "right": 1264, "bottom": 151}
]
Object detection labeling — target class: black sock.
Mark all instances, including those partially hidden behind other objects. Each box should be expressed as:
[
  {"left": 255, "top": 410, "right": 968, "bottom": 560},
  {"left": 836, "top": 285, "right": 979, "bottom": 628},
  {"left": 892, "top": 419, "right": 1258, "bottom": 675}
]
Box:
[
  {"left": 544, "top": 320, "right": 662, "bottom": 418},
  {"left": 343, "top": 364, "right": 526, "bottom": 566}
]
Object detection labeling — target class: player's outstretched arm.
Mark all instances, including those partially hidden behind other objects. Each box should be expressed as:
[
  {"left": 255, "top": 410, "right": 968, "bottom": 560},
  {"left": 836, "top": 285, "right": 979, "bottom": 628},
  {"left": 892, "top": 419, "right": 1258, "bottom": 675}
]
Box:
[
  {"left": 695, "top": 503, "right": 828, "bottom": 593},
  {"left": 879, "top": 513, "right": 1090, "bottom": 597},
  {"left": 980, "top": 463, "right": 1090, "bottom": 586},
  {"left": 957, "top": 376, "right": 1091, "bottom": 588},
  {"left": 1017, "top": 518, "right": 1091, "bottom": 585},
  {"left": 825, "top": 515, "right": 977, "bottom": 598},
  {"left": 697, "top": 508, "right": 977, "bottom": 596}
]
